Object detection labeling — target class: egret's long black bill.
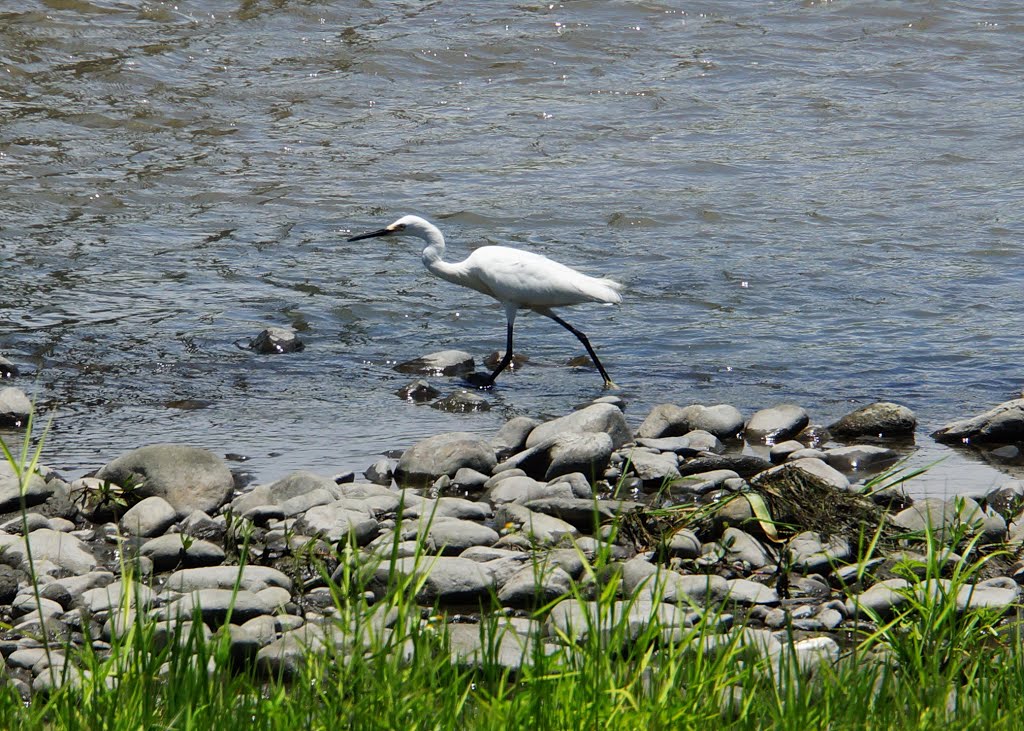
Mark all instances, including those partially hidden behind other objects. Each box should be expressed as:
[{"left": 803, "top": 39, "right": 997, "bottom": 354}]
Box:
[{"left": 347, "top": 227, "right": 391, "bottom": 242}]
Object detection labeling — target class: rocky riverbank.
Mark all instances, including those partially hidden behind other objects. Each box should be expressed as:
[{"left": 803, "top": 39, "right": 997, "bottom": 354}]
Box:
[{"left": 2, "top": 377, "right": 1024, "bottom": 698}]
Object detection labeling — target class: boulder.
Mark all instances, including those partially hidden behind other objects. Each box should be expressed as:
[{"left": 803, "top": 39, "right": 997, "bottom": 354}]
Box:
[
  {"left": 829, "top": 402, "right": 916, "bottom": 439},
  {"left": 525, "top": 404, "right": 631, "bottom": 451},
  {"left": 395, "top": 432, "right": 496, "bottom": 487},
  {"left": 95, "top": 444, "right": 234, "bottom": 516},
  {"left": 933, "top": 399, "right": 1024, "bottom": 445}
]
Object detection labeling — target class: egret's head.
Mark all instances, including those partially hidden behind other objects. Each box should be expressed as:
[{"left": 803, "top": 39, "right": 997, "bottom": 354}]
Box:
[{"left": 347, "top": 215, "right": 433, "bottom": 242}]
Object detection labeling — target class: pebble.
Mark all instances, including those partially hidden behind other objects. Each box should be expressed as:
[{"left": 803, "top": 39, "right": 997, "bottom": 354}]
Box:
[{"left": 525, "top": 403, "right": 631, "bottom": 450}]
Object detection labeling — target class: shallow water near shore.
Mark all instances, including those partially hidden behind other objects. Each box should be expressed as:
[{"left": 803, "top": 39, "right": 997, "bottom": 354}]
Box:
[{"left": 1, "top": 1, "right": 1022, "bottom": 496}]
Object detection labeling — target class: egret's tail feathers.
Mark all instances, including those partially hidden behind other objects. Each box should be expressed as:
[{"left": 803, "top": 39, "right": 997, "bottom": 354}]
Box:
[{"left": 592, "top": 276, "right": 624, "bottom": 304}]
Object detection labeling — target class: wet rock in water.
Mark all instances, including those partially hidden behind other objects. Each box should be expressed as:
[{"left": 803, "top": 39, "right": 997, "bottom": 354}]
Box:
[
  {"left": 829, "top": 402, "right": 916, "bottom": 440},
  {"left": 95, "top": 444, "right": 234, "bottom": 517},
  {"left": 483, "top": 350, "right": 528, "bottom": 371},
  {"left": 744, "top": 404, "right": 809, "bottom": 444},
  {"left": 491, "top": 416, "right": 541, "bottom": 458},
  {"left": 525, "top": 403, "right": 631, "bottom": 451},
  {"left": 682, "top": 430, "right": 725, "bottom": 454},
  {"left": 395, "top": 379, "right": 440, "bottom": 402},
  {"left": 431, "top": 390, "right": 491, "bottom": 413},
  {"left": 363, "top": 459, "right": 394, "bottom": 487},
  {"left": 0, "top": 387, "right": 31, "bottom": 428},
  {"left": 119, "top": 496, "right": 178, "bottom": 538},
  {"left": 250, "top": 326, "right": 304, "bottom": 354},
  {"left": 933, "top": 398, "right": 1024, "bottom": 445},
  {"left": 394, "top": 349, "right": 474, "bottom": 376},
  {"left": 0, "top": 356, "right": 18, "bottom": 379},
  {"left": 637, "top": 403, "right": 744, "bottom": 441},
  {"left": 823, "top": 445, "right": 899, "bottom": 473},
  {"left": 394, "top": 432, "right": 497, "bottom": 486},
  {"left": 769, "top": 440, "right": 806, "bottom": 463}
]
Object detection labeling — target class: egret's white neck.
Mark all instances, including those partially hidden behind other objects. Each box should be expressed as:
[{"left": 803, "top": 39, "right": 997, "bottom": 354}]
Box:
[{"left": 418, "top": 225, "right": 470, "bottom": 286}]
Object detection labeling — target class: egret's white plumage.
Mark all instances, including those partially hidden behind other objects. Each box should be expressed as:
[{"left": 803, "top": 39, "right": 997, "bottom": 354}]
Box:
[{"left": 348, "top": 215, "right": 622, "bottom": 388}]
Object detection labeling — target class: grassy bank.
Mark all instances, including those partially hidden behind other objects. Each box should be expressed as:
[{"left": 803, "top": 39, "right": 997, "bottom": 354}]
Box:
[{"left": 3, "top": 422, "right": 1024, "bottom": 730}]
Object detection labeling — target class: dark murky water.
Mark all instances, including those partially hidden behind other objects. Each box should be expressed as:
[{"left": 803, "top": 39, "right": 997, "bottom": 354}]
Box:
[{"left": 1, "top": 1, "right": 1022, "bottom": 496}]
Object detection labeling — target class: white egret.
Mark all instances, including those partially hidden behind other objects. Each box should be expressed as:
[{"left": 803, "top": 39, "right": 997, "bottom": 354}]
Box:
[{"left": 348, "top": 215, "right": 623, "bottom": 389}]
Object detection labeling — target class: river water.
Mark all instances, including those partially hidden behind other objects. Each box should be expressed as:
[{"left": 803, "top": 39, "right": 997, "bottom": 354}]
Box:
[{"left": 1, "top": 1, "right": 1022, "bottom": 497}]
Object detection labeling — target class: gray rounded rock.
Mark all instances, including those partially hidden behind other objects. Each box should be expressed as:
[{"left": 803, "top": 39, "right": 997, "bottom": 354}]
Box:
[
  {"left": 829, "top": 402, "right": 917, "bottom": 439},
  {"left": 164, "top": 566, "right": 293, "bottom": 594},
  {"left": 544, "top": 431, "right": 615, "bottom": 481},
  {"left": 119, "top": 496, "right": 178, "bottom": 538},
  {"left": 0, "top": 529, "right": 97, "bottom": 575},
  {"left": 491, "top": 416, "right": 542, "bottom": 457},
  {"left": 138, "top": 535, "right": 226, "bottom": 571},
  {"left": 395, "top": 432, "right": 496, "bottom": 487},
  {"left": 823, "top": 445, "right": 899, "bottom": 473},
  {"left": 295, "top": 504, "right": 379, "bottom": 545},
  {"left": 373, "top": 556, "right": 495, "bottom": 604},
  {"left": 744, "top": 404, "right": 809, "bottom": 444},
  {"left": 158, "top": 589, "right": 277, "bottom": 626},
  {"left": 933, "top": 398, "right": 1024, "bottom": 445},
  {"left": 0, "top": 387, "right": 31, "bottom": 428},
  {"left": 638, "top": 403, "right": 744, "bottom": 441},
  {"left": 525, "top": 403, "right": 631, "bottom": 450},
  {"left": 95, "top": 444, "right": 234, "bottom": 517}
]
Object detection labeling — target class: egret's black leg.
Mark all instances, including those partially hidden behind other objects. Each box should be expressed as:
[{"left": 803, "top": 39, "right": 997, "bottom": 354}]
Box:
[
  {"left": 542, "top": 311, "right": 617, "bottom": 389},
  {"left": 466, "top": 319, "right": 515, "bottom": 388}
]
